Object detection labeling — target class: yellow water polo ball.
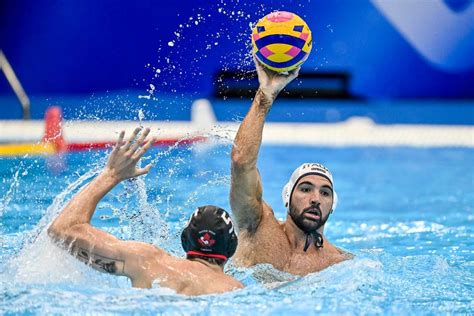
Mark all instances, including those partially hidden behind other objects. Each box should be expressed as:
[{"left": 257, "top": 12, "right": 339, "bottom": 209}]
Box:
[{"left": 252, "top": 11, "right": 312, "bottom": 72}]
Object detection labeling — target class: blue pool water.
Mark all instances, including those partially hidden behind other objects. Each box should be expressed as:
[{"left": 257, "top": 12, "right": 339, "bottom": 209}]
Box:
[{"left": 1, "top": 144, "right": 473, "bottom": 314}]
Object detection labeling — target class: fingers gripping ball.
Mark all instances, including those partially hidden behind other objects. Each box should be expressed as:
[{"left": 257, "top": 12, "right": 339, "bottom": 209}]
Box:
[{"left": 252, "top": 11, "right": 312, "bottom": 72}]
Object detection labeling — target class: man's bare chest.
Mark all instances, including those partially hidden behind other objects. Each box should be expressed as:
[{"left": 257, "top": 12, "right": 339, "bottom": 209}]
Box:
[
  {"left": 235, "top": 231, "right": 345, "bottom": 275},
  {"left": 282, "top": 250, "right": 342, "bottom": 275}
]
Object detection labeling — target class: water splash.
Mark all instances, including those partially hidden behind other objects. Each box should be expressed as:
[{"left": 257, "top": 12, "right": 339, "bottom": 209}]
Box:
[
  {"left": 1, "top": 146, "right": 473, "bottom": 314},
  {"left": 0, "top": 169, "right": 21, "bottom": 220},
  {"left": 143, "top": 1, "right": 272, "bottom": 99},
  {"left": 117, "top": 176, "right": 170, "bottom": 248}
]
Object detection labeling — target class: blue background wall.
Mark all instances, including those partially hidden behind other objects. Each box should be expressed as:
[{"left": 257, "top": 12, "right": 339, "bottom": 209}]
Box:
[{"left": 1, "top": 0, "right": 474, "bottom": 101}]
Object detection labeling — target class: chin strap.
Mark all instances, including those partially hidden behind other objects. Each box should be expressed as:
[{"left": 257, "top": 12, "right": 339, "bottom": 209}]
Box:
[{"left": 303, "top": 231, "right": 324, "bottom": 252}]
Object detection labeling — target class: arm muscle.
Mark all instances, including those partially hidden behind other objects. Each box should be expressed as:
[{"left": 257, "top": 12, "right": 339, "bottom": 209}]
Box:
[
  {"left": 231, "top": 90, "right": 272, "bottom": 232},
  {"left": 51, "top": 223, "right": 163, "bottom": 281}
]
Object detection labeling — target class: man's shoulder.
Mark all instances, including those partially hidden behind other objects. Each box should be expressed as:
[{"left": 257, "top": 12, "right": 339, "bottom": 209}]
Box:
[
  {"left": 255, "top": 203, "right": 287, "bottom": 233},
  {"left": 261, "top": 202, "right": 283, "bottom": 221},
  {"left": 237, "top": 203, "right": 289, "bottom": 249},
  {"left": 325, "top": 243, "right": 354, "bottom": 261},
  {"left": 335, "top": 246, "right": 354, "bottom": 259},
  {"left": 126, "top": 241, "right": 166, "bottom": 257}
]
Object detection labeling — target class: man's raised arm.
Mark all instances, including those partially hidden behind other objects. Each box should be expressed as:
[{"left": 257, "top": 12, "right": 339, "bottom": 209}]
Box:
[
  {"left": 230, "top": 59, "right": 299, "bottom": 233},
  {"left": 47, "top": 128, "right": 161, "bottom": 288}
]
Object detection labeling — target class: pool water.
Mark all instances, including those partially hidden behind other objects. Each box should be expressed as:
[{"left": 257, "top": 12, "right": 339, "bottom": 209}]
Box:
[{"left": 1, "top": 144, "right": 473, "bottom": 314}]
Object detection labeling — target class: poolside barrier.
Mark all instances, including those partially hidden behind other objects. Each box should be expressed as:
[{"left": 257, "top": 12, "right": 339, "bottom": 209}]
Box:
[
  {"left": 43, "top": 106, "right": 66, "bottom": 153},
  {"left": 0, "top": 99, "right": 473, "bottom": 157},
  {"left": 0, "top": 102, "right": 211, "bottom": 156}
]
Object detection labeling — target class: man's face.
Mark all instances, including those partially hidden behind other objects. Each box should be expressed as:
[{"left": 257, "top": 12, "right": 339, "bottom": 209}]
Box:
[{"left": 288, "top": 174, "right": 334, "bottom": 233}]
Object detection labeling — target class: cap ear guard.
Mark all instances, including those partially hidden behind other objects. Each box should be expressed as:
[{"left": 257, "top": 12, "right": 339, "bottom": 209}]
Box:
[
  {"left": 331, "top": 190, "right": 338, "bottom": 213},
  {"left": 282, "top": 182, "right": 291, "bottom": 208}
]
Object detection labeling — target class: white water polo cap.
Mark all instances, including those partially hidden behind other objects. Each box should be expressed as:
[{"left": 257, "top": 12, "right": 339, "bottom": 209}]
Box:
[{"left": 282, "top": 163, "right": 338, "bottom": 211}]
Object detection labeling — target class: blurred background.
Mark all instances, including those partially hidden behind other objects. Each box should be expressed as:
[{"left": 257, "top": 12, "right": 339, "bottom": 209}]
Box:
[
  {"left": 1, "top": 3, "right": 473, "bottom": 313},
  {"left": 0, "top": 0, "right": 473, "bottom": 122}
]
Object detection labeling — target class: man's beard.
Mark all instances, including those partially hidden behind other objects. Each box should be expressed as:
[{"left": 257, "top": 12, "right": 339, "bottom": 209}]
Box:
[
  {"left": 289, "top": 204, "right": 331, "bottom": 251},
  {"left": 289, "top": 204, "right": 330, "bottom": 234}
]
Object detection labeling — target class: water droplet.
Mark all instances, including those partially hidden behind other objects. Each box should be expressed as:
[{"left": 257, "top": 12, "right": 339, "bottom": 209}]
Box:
[{"left": 138, "top": 109, "right": 145, "bottom": 121}]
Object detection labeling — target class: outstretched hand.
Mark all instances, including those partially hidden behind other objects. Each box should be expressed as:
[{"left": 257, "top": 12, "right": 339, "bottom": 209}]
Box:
[
  {"left": 105, "top": 127, "right": 155, "bottom": 182},
  {"left": 254, "top": 55, "right": 300, "bottom": 100}
]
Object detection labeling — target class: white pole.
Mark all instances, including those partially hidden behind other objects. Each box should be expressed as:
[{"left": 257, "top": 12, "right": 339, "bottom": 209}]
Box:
[{"left": 0, "top": 50, "right": 31, "bottom": 120}]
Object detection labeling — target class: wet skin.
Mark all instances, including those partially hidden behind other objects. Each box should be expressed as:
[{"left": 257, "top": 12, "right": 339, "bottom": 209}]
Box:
[{"left": 289, "top": 175, "right": 334, "bottom": 234}]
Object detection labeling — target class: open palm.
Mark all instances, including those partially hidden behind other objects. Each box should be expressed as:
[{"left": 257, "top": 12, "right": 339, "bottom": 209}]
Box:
[{"left": 106, "top": 127, "right": 155, "bottom": 181}]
